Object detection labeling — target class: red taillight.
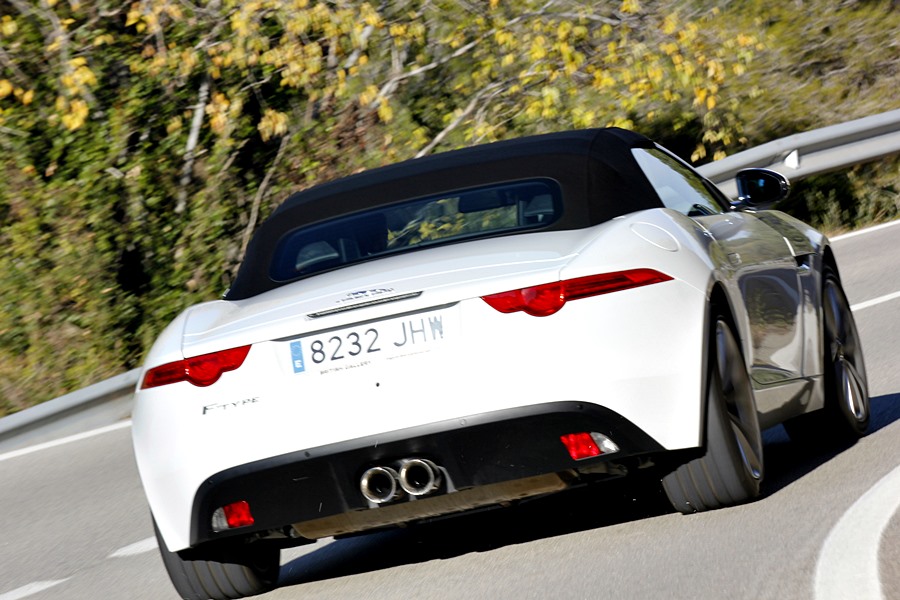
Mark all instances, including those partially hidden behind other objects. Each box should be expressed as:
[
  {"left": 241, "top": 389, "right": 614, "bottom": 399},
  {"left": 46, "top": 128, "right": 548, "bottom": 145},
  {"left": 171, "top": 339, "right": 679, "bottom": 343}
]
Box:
[
  {"left": 481, "top": 281, "right": 565, "bottom": 317},
  {"left": 561, "top": 432, "right": 620, "bottom": 461},
  {"left": 560, "top": 433, "right": 601, "bottom": 460},
  {"left": 211, "top": 500, "right": 255, "bottom": 531},
  {"left": 222, "top": 500, "right": 255, "bottom": 528},
  {"left": 482, "top": 269, "right": 672, "bottom": 317},
  {"left": 141, "top": 345, "right": 251, "bottom": 389}
]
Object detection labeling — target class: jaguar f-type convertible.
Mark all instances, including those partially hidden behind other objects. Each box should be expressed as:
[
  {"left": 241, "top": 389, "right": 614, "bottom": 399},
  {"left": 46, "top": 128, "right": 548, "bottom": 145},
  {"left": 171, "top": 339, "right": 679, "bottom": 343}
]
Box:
[{"left": 132, "top": 128, "right": 868, "bottom": 599}]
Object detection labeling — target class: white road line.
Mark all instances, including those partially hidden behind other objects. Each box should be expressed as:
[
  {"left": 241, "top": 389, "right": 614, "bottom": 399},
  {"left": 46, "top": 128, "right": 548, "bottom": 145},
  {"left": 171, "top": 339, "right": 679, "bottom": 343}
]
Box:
[
  {"left": 815, "top": 464, "right": 900, "bottom": 600},
  {"left": 0, "top": 420, "right": 132, "bottom": 463},
  {"left": 0, "top": 580, "right": 69, "bottom": 600},
  {"left": 109, "top": 536, "right": 158, "bottom": 558},
  {"left": 831, "top": 218, "right": 900, "bottom": 242},
  {"left": 851, "top": 290, "right": 900, "bottom": 313}
]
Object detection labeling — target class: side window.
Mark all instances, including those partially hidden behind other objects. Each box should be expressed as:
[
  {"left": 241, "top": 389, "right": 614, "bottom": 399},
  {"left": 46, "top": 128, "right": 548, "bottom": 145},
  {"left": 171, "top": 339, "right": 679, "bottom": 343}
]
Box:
[{"left": 633, "top": 148, "right": 727, "bottom": 217}]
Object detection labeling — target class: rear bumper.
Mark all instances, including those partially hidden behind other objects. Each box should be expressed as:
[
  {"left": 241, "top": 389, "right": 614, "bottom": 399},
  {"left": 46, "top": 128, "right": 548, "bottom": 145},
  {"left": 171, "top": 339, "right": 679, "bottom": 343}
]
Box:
[{"left": 189, "top": 401, "right": 665, "bottom": 547}]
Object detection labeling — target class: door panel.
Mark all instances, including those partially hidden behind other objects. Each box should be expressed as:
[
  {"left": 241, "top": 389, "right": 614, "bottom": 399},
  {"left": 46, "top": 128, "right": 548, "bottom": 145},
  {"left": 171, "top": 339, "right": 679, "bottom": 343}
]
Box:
[
  {"left": 631, "top": 147, "right": 806, "bottom": 389},
  {"left": 696, "top": 212, "right": 805, "bottom": 386}
]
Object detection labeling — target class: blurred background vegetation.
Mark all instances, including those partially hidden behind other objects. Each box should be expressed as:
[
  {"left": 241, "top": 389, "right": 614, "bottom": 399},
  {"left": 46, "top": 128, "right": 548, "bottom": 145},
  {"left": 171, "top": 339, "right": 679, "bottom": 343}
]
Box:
[{"left": 1, "top": 0, "right": 899, "bottom": 414}]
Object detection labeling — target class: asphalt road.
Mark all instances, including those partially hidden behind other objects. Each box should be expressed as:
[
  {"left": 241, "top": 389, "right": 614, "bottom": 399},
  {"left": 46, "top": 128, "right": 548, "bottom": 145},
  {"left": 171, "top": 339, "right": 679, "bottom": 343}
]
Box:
[{"left": 1, "top": 220, "right": 898, "bottom": 600}]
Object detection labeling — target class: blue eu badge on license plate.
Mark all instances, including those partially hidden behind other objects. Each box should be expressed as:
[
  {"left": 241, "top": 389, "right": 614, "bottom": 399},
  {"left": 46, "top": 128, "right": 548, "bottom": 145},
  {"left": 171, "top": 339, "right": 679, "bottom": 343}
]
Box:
[{"left": 290, "top": 341, "right": 305, "bottom": 373}]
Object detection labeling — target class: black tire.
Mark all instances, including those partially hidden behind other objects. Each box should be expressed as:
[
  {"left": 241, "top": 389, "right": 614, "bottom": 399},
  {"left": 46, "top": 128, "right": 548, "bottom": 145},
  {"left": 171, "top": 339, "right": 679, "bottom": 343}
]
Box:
[
  {"left": 662, "top": 313, "right": 764, "bottom": 514},
  {"left": 784, "top": 263, "right": 869, "bottom": 444},
  {"left": 154, "top": 521, "right": 279, "bottom": 600}
]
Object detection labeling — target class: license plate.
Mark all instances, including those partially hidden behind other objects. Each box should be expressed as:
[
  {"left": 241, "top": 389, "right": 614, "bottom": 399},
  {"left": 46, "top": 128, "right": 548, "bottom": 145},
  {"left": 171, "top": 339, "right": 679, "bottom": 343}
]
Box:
[{"left": 291, "top": 309, "right": 452, "bottom": 374}]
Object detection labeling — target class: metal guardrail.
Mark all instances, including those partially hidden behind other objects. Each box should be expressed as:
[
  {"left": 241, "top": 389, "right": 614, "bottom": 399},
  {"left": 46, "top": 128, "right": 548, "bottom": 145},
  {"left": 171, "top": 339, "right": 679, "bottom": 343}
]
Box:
[
  {"left": 0, "top": 369, "right": 139, "bottom": 454},
  {"left": 698, "top": 108, "right": 900, "bottom": 197},
  {"left": 3, "top": 109, "right": 900, "bottom": 453}
]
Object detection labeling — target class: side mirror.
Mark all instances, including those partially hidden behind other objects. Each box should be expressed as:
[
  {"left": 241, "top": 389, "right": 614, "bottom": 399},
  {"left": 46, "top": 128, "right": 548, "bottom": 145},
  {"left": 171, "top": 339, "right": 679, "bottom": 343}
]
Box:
[{"left": 734, "top": 168, "right": 790, "bottom": 211}]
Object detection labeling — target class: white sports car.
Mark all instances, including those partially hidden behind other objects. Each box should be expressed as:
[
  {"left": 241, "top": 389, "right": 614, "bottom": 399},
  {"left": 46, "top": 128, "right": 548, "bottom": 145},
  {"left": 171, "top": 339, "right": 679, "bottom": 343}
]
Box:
[{"left": 132, "top": 128, "right": 869, "bottom": 599}]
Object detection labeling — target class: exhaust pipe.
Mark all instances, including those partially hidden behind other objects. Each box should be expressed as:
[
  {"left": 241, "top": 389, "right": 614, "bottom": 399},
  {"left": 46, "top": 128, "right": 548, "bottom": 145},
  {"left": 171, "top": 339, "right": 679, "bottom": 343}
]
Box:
[
  {"left": 360, "top": 466, "right": 401, "bottom": 504},
  {"left": 398, "top": 458, "right": 442, "bottom": 497}
]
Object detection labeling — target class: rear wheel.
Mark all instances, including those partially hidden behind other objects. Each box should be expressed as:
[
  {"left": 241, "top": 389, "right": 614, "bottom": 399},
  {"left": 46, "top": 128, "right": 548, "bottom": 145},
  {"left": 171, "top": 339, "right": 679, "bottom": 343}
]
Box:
[
  {"left": 662, "top": 313, "right": 763, "bottom": 514},
  {"left": 154, "top": 521, "right": 279, "bottom": 600},
  {"left": 784, "top": 264, "right": 869, "bottom": 444}
]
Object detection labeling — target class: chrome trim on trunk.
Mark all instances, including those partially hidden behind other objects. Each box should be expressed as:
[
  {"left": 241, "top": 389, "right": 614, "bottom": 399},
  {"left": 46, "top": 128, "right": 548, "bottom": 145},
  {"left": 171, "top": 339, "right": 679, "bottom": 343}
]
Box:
[{"left": 307, "top": 291, "right": 423, "bottom": 319}]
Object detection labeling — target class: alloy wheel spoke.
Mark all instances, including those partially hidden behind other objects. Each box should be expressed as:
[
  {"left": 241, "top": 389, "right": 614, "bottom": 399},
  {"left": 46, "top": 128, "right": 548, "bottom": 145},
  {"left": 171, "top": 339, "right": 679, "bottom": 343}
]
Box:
[
  {"left": 825, "top": 284, "right": 846, "bottom": 345},
  {"left": 729, "top": 416, "right": 763, "bottom": 480},
  {"left": 718, "top": 318, "right": 762, "bottom": 479},
  {"left": 721, "top": 368, "right": 737, "bottom": 398},
  {"left": 718, "top": 324, "right": 742, "bottom": 407},
  {"left": 716, "top": 326, "right": 730, "bottom": 388},
  {"left": 841, "top": 319, "right": 860, "bottom": 357},
  {"left": 841, "top": 358, "right": 869, "bottom": 422}
]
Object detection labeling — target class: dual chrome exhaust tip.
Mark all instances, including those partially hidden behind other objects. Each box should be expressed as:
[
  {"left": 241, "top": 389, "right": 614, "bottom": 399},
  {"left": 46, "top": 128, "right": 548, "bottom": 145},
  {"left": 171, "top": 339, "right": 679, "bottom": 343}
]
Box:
[{"left": 360, "top": 458, "right": 443, "bottom": 505}]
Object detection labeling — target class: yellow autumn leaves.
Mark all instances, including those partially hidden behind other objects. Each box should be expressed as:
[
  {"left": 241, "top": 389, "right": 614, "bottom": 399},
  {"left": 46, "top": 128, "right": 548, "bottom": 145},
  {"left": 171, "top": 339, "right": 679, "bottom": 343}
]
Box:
[
  {"left": 55, "top": 97, "right": 89, "bottom": 131},
  {"left": 0, "top": 0, "right": 761, "bottom": 161},
  {"left": 258, "top": 109, "right": 289, "bottom": 141},
  {"left": 1, "top": 7, "right": 97, "bottom": 131},
  {"left": 125, "top": 1, "right": 183, "bottom": 34},
  {"left": 0, "top": 17, "right": 30, "bottom": 111},
  {"left": 1, "top": 15, "right": 17, "bottom": 37},
  {"left": 0, "top": 82, "right": 33, "bottom": 106}
]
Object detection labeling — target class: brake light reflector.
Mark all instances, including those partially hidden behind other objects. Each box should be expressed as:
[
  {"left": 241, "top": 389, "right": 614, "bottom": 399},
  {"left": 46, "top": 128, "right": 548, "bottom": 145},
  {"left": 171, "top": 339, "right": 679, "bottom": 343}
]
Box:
[
  {"left": 561, "top": 432, "right": 601, "bottom": 460},
  {"left": 561, "top": 432, "right": 620, "bottom": 461},
  {"left": 211, "top": 500, "right": 254, "bottom": 532},
  {"left": 482, "top": 281, "right": 565, "bottom": 317},
  {"left": 482, "top": 269, "right": 672, "bottom": 316},
  {"left": 141, "top": 345, "right": 251, "bottom": 389}
]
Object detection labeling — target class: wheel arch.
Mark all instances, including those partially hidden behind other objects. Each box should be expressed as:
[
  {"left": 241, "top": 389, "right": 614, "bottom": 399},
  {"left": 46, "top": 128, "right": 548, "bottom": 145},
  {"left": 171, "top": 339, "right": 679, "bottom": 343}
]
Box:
[
  {"left": 661, "top": 277, "right": 765, "bottom": 513},
  {"left": 821, "top": 243, "right": 840, "bottom": 279},
  {"left": 705, "top": 279, "right": 745, "bottom": 368},
  {"left": 805, "top": 241, "right": 838, "bottom": 406},
  {"left": 703, "top": 269, "right": 754, "bottom": 369},
  {"left": 699, "top": 279, "right": 749, "bottom": 447}
]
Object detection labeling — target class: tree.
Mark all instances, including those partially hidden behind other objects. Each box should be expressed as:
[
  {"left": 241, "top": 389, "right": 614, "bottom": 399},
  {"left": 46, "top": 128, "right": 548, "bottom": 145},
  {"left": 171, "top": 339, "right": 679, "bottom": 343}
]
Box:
[{"left": 0, "top": 0, "right": 764, "bottom": 412}]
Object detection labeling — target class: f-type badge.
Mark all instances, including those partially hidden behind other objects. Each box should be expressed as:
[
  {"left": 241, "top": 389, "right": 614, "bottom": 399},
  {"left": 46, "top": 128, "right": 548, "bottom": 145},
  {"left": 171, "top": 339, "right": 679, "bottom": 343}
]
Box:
[{"left": 203, "top": 397, "right": 260, "bottom": 415}]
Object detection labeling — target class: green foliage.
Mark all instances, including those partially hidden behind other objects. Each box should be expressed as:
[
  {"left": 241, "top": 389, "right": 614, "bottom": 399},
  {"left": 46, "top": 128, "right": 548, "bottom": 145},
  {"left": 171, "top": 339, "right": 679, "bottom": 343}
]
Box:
[
  {"left": 716, "top": 0, "right": 900, "bottom": 231},
  {"left": 779, "top": 159, "right": 900, "bottom": 233},
  {"left": 721, "top": 0, "right": 900, "bottom": 141},
  {"left": 0, "top": 0, "right": 898, "bottom": 413}
]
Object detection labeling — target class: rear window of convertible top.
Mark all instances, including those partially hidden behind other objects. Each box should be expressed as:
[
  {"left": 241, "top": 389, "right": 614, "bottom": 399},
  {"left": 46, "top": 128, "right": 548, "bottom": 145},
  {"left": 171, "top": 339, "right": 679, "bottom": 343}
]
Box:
[{"left": 269, "top": 178, "right": 563, "bottom": 282}]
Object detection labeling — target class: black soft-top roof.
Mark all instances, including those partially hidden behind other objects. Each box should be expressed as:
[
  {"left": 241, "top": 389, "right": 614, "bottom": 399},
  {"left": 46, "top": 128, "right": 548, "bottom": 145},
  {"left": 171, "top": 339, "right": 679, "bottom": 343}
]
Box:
[{"left": 227, "top": 128, "right": 663, "bottom": 300}]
